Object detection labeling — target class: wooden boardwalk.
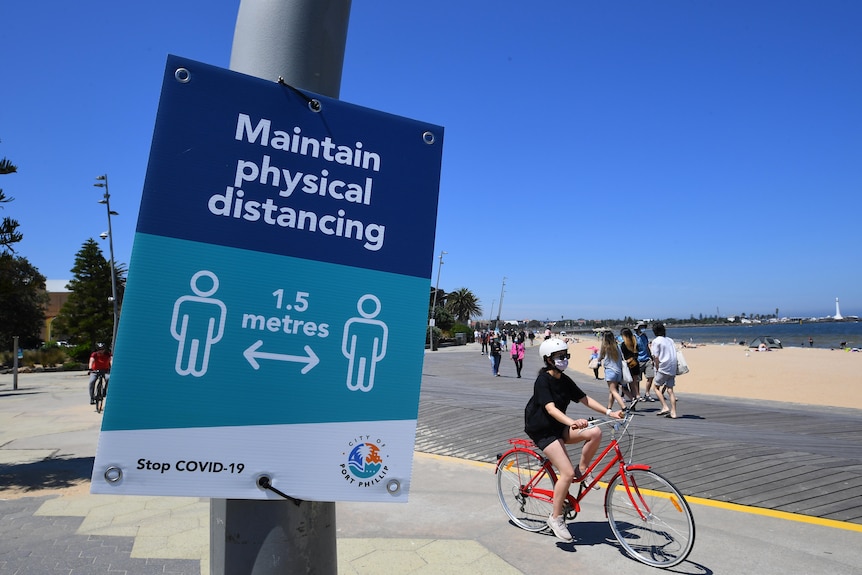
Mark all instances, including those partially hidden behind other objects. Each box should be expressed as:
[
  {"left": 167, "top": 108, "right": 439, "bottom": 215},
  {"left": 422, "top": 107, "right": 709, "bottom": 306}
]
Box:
[{"left": 415, "top": 346, "right": 862, "bottom": 525}]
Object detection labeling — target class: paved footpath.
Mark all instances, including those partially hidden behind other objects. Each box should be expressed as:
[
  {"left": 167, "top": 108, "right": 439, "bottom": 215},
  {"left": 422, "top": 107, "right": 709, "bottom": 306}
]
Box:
[{"left": 1, "top": 348, "right": 860, "bottom": 574}]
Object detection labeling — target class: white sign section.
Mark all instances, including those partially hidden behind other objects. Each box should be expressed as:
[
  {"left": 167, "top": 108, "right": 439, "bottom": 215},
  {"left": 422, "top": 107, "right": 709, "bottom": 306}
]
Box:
[{"left": 91, "top": 55, "right": 443, "bottom": 502}]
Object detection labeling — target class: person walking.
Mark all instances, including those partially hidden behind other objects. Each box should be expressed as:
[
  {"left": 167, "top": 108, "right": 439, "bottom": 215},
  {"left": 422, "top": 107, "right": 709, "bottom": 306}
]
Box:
[
  {"left": 619, "top": 328, "right": 642, "bottom": 404},
  {"left": 635, "top": 323, "right": 656, "bottom": 401},
  {"left": 524, "top": 338, "right": 623, "bottom": 541},
  {"left": 480, "top": 331, "right": 489, "bottom": 355},
  {"left": 510, "top": 336, "right": 525, "bottom": 378},
  {"left": 651, "top": 322, "right": 679, "bottom": 418},
  {"left": 599, "top": 330, "right": 627, "bottom": 412},
  {"left": 490, "top": 334, "right": 503, "bottom": 376},
  {"left": 588, "top": 347, "right": 601, "bottom": 379}
]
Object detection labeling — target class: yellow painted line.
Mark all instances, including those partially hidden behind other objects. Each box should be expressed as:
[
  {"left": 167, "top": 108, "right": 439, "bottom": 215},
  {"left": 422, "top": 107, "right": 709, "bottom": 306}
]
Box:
[
  {"left": 415, "top": 452, "right": 862, "bottom": 533},
  {"left": 683, "top": 495, "right": 862, "bottom": 533}
]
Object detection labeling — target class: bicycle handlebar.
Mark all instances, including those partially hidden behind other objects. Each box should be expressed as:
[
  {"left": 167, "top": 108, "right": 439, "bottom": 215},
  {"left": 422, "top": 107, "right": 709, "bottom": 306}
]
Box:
[{"left": 585, "top": 398, "right": 641, "bottom": 430}]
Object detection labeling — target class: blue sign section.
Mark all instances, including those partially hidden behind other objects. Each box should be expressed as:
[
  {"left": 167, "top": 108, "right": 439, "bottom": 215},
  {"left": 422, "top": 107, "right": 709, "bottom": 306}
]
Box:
[
  {"left": 102, "top": 234, "right": 430, "bottom": 431},
  {"left": 138, "top": 55, "right": 443, "bottom": 279}
]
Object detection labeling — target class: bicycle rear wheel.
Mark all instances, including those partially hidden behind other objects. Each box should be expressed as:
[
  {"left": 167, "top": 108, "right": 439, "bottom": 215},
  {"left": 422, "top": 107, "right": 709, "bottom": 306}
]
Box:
[
  {"left": 496, "top": 449, "right": 555, "bottom": 532},
  {"left": 605, "top": 468, "right": 695, "bottom": 568}
]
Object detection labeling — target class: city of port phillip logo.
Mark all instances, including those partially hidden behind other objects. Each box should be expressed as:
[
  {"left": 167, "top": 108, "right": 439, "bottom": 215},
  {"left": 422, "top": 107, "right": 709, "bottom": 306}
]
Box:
[{"left": 341, "top": 436, "right": 389, "bottom": 487}]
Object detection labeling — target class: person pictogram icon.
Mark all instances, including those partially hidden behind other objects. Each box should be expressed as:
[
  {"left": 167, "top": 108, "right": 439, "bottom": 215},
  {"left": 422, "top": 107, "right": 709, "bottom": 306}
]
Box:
[
  {"left": 170, "top": 270, "right": 227, "bottom": 377},
  {"left": 342, "top": 294, "right": 388, "bottom": 392}
]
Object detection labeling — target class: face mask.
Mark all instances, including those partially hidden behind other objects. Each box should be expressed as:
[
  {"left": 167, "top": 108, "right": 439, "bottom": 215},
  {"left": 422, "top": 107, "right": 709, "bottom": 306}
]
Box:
[{"left": 553, "top": 358, "right": 569, "bottom": 371}]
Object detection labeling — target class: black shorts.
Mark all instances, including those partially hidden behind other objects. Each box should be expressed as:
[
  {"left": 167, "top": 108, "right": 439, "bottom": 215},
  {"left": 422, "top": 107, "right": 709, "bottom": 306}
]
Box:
[{"left": 527, "top": 423, "right": 566, "bottom": 451}]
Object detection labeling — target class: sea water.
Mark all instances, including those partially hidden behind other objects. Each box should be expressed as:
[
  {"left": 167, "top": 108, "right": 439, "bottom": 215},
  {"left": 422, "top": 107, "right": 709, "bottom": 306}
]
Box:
[{"left": 662, "top": 322, "right": 861, "bottom": 349}]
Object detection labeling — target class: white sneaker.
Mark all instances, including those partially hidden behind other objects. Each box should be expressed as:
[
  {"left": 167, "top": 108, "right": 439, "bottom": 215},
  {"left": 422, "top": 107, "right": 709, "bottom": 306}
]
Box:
[{"left": 546, "top": 514, "right": 573, "bottom": 542}]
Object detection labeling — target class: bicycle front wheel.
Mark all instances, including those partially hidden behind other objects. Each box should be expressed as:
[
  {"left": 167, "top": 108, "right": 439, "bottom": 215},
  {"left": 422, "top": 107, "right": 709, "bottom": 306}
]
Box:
[
  {"left": 496, "top": 449, "right": 555, "bottom": 532},
  {"left": 95, "top": 378, "right": 104, "bottom": 414},
  {"left": 605, "top": 468, "right": 695, "bottom": 568}
]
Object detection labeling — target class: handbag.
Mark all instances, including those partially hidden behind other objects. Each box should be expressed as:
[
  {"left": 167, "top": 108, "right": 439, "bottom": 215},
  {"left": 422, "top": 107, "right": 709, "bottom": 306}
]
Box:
[
  {"left": 676, "top": 348, "right": 690, "bottom": 375},
  {"left": 619, "top": 346, "right": 633, "bottom": 384},
  {"left": 588, "top": 358, "right": 600, "bottom": 370}
]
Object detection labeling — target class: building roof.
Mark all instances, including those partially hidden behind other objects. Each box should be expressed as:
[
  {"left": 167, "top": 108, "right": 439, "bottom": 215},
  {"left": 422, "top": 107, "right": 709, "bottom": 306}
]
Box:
[{"left": 46, "top": 279, "right": 71, "bottom": 293}]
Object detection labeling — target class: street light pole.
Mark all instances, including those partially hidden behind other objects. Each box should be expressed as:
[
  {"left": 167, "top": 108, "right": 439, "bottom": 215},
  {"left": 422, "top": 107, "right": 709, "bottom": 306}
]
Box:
[
  {"left": 428, "top": 250, "right": 447, "bottom": 351},
  {"left": 495, "top": 276, "right": 507, "bottom": 330},
  {"left": 94, "top": 174, "right": 119, "bottom": 352}
]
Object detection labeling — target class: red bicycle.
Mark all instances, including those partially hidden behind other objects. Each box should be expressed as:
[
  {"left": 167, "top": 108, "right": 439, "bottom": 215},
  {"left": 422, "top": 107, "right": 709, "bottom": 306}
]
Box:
[{"left": 495, "top": 401, "right": 695, "bottom": 568}]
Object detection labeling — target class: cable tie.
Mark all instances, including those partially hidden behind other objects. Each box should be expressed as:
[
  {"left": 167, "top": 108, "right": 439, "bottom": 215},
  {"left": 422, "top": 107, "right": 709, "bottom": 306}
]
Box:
[{"left": 257, "top": 475, "right": 303, "bottom": 506}]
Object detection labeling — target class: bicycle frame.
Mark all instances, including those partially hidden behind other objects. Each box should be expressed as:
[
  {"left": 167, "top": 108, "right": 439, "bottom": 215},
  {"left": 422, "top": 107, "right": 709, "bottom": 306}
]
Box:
[
  {"left": 94, "top": 370, "right": 109, "bottom": 392},
  {"left": 93, "top": 370, "right": 109, "bottom": 413},
  {"left": 497, "top": 413, "right": 652, "bottom": 520}
]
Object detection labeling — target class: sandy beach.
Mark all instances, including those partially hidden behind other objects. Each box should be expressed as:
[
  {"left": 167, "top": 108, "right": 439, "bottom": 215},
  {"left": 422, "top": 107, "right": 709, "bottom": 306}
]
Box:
[{"left": 565, "top": 337, "right": 860, "bottom": 409}]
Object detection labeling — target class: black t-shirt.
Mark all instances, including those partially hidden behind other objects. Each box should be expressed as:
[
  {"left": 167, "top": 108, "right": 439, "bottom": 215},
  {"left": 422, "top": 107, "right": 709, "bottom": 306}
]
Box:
[
  {"left": 524, "top": 369, "right": 587, "bottom": 438},
  {"left": 621, "top": 342, "right": 641, "bottom": 376}
]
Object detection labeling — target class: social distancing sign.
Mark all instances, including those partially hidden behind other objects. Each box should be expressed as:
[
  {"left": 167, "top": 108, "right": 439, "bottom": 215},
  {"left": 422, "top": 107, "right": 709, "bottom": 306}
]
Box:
[{"left": 91, "top": 55, "right": 443, "bottom": 502}]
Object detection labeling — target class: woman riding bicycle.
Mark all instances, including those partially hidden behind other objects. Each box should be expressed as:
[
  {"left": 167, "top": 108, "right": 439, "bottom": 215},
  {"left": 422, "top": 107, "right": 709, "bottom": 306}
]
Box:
[{"left": 524, "top": 338, "right": 623, "bottom": 541}]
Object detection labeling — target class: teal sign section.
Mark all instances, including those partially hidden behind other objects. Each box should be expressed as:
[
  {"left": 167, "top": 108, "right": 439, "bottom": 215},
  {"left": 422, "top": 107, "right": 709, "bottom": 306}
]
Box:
[
  {"left": 103, "top": 234, "right": 429, "bottom": 431},
  {"left": 101, "top": 55, "right": 443, "bottom": 433}
]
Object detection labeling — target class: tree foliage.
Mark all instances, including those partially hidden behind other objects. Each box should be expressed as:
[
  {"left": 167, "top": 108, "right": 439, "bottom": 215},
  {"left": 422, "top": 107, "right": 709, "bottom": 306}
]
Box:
[
  {"left": 432, "top": 305, "right": 455, "bottom": 332},
  {"left": 445, "top": 287, "right": 481, "bottom": 323},
  {"left": 0, "top": 147, "right": 23, "bottom": 251},
  {"left": 53, "top": 239, "right": 126, "bottom": 350},
  {"left": 0, "top": 253, "right": 49, "bottom": 348},
  {"left": 428, "top": 286, "right": 446, "bottom": 310}
]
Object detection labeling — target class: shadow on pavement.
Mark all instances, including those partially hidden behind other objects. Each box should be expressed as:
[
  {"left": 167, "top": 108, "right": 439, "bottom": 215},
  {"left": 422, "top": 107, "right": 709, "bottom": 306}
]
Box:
[
  {"left": 0, "top": 390, "right": 44, "bottom": 398},
  {"left": 0, "top": 456, "right": 94, "bottom": 493}
]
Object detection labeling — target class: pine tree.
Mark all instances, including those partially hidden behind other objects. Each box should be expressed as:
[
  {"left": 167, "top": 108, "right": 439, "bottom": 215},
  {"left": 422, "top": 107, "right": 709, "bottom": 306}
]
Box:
[
  {"left": 0, "top": 253, "right": 49, "bottom": 348},
  {"left": 53, "top": 239, "right": 125, "bottom": 349},
  {"left": 0, "top": 147, "right": 23, "bottom": 251}
]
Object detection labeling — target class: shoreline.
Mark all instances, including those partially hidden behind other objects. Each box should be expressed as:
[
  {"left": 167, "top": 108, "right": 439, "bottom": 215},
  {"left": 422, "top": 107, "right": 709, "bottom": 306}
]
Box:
[
  {"left": 557, "top": 322, "right": 861, "bottom": 351},
  {"left": 564, "top": 338, "right": 859, "bottom": 410}
]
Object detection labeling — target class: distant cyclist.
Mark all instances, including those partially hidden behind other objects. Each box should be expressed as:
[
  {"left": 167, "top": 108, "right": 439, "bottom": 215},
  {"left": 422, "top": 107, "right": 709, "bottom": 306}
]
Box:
[
  {"left": 524, "top": 338, "right": 623, "bottom": 541},
  {"left": 88, "top": 343, "right": 112, "bottom": 405}
]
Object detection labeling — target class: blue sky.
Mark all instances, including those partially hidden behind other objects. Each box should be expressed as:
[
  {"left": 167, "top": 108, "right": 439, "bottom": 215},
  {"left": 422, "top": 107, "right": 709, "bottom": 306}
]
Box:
[{"left": 3, "top": 1, "right": 860, "bottom": 321}]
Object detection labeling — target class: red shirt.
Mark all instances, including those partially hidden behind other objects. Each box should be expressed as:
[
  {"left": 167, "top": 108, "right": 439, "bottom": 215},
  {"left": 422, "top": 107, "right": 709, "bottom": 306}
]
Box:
[{"left": 90, "top": 351, "right": 112, "bottom": 371}]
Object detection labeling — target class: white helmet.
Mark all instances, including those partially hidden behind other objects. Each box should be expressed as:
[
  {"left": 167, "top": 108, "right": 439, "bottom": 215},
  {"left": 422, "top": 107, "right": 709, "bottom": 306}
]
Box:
[{"left": 539, "top": 338, "right": 568, "bottom": 359}]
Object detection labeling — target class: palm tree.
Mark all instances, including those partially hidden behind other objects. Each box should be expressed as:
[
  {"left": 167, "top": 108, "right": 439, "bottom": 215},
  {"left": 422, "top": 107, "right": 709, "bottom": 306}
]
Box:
[{"left": 446, "top": 287, "right": 482, "bottom": 323}]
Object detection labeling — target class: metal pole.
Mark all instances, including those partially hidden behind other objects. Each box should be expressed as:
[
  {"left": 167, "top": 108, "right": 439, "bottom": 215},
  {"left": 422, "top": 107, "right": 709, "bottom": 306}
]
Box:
[
  {"left": 212, "top": 2, "right": 352, "bottom": 574},
  {"left": 12, "top": 336, "right": 18, "bottom": 391},
  {"left": 428, "top": 251, "right": 446, "bottom": 351},
  {"left": 95, "top": 175, "right": 119, "bottom": 352},
  {"left": 495, "top": 277, "right": 507, "bottom": 330},
  {"left": 230, "top": 0, "right": 351, "bottom": 97}
]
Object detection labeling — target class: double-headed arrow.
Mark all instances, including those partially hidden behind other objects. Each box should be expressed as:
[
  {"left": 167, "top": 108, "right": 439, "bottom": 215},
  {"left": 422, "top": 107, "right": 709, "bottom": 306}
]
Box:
[{"left": 243, "top": 340, "right": 320, "bottom": 374}]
